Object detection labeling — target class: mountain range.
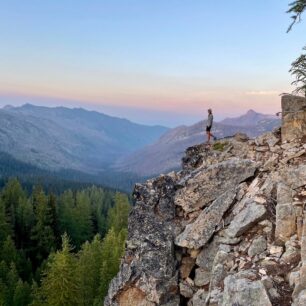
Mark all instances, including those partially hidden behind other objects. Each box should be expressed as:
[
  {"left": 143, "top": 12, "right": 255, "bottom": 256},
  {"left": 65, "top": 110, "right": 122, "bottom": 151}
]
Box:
[
  {"left": 115, "top": 110, "right": 280, "bottom": 176},
  {"left": 0, "top": 105, "right": 280, "bottom": 189},
  {"left": 0, "top": 104, "right": 167, "bottom": 173}
]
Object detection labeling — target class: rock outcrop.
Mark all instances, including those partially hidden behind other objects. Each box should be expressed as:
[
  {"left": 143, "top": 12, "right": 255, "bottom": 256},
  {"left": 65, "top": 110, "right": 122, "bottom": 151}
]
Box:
[{"left": 106, "top": 97, "right": 306, "bottom": 306}]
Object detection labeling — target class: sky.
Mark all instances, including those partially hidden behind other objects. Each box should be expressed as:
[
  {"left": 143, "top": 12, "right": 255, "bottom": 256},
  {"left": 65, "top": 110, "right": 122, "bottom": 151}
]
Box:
[{"left": 0, "top": 0, "right": 306, "bottom": 126}]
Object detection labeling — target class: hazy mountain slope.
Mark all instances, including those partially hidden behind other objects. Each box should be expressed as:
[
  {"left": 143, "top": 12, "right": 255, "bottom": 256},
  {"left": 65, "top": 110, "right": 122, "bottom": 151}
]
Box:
[
  {"left": 220, "top": 109, "right": 277, "bottom": 126},
  {"left": 0, "top": 104, "right": 168, "bottom": 173},
  {"left": 115, "top": 112, "right": 281, "bottom": 176}
]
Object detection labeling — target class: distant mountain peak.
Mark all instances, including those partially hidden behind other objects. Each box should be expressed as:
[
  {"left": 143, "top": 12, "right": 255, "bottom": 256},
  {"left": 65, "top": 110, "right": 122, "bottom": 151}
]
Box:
[
  {"left": 246, "top": 109, "right": 258, "bottom": 115},
  {"left": 220, "top": 110, "right": 276, "bottom": 127},
  {"left": 3, "top": 105, "right": 15, "bottom": 110}
]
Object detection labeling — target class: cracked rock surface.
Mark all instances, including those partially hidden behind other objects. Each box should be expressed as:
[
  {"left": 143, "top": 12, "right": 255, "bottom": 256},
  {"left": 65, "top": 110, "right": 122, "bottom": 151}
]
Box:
[{"left": 106, "top": 128, "right": 306, "bottom": 306}]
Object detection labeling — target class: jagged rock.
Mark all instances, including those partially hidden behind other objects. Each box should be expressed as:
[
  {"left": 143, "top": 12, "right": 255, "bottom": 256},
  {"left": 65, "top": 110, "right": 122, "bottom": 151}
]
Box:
[
  {"left": 222, "top": 275, "right": 272, "bottom": 306},
  {"left": 117, "top": 288, "right": 155, "bottom": 306},
  {"left": 209, "top": 250, "right": 233, "bottom": 291},
  {"left": 268, "top": 287, "right": 280, "bottom": 299},
  {"left": 294, "top": 290, "right": 306, "bottom": 306},
  {"left": 194, "top": 268, "right": 210, "bottom": 287},
  {"left": 280, "top": 165, "right": 306, "bottom": 189},
  {"left": 209, "top": 288, "right": 223, "bottom": 306},
  {"left": 210, "top": 264, "right": 225, "bottom": 291},
  {"left": 175, "top": 189, "right": 236, "bottom": 249},
  {"left": 106, "top": 105, "right": 306, "bottom": 306},
  {"left": 196, "top": 238, "right": 220, "bottom": 271},
  {"left": 269, "top": 245, "right": 283, "bottom": 257},
  {"left": 234, "top": 132, "right": 249, "bottom": 142},
  {"left": 248, "top": 236, "right": 267, "bottom": 257},
  {"left": 281, "top": 95, "right": 306, "bottom": 142},
  {"left": 281, "top": 149, "right": 306, "bottom": 164},
  {"left": 301, "top": 215, "right": 306, "bottom": 264},
  {"left": 180, "top": 256, "right": 195, "bottom": 279},
  {"left": 196, "top": 235, "right": 236, "bottom": 272},
  {"left": 275, "top": 182, "right": 296, "bottom": 244},
  {"left": 290, "top": 271, "right": 300, "bottom": 287},
  {"left": 293, "top": 265, "right": 306, "bottom": 300},
  {"left": 174, "top": 158, "right": 257, "bottom": 213},
  {"left": 256, "top": 145, "right": 270, "bottom": 152},
  {"left": 282, "top": 238, "right": 300, "bottom": 262},
  {"left": 188, "top": 289, "right": 209, "bottom": 306},
  {"left": 179, "top": 280, "right": 195, "bottom": 298},
  {"left": 263, "top": 154, "right": 279, "bottom": 170},
  {"left": 226, "top": 202, "right": 267, "bottom": 237},
  {"left": 255, "top": 131, "right": 280, "bottom": 148},
  {"left": 188, "top": 248, "right": 201, "bottom": 259},
  {"left": 105, "top": 175, "right": 179, "bottom": 306}
]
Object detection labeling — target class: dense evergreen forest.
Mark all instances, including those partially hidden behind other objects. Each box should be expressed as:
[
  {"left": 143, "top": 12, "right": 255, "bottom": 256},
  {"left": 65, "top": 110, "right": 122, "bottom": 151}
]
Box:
[{"left": 0, "top": 178, "right": 130, "bottom": 305}]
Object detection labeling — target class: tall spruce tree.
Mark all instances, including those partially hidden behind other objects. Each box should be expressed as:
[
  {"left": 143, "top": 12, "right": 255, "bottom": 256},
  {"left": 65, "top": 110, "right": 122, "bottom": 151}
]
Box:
[
  {"left": 31, "top": 188, "right": 56, "bottom": 264},
  {"left": 1, "top": 179, "right": 25, "bottom": 238},
  {"left": 77, "top": 235, "right": 104, "bottom": 305},
  {"left": 0, "top": 200, "right": 11, "bottom": 244},
  {"left": 33, "top": 234, "right": 81, "bottom": 306},
  {"left": 107, "top": 193, "right": 130, "bottom": 234},
  {"left": 96, "top": 228, "right": 127, "bottom": 304}
]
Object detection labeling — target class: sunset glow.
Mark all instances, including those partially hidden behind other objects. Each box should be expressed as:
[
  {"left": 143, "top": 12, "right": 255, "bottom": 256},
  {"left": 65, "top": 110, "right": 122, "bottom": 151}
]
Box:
[{"left": 1, "top": 0, "right": 305, "bottom": 125}]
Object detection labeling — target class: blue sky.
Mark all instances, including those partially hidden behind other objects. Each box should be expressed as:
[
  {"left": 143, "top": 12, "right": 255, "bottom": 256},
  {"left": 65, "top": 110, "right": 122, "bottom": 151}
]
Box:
[{"left": 0, "top": 0, "right": 305, "bottom": 126}]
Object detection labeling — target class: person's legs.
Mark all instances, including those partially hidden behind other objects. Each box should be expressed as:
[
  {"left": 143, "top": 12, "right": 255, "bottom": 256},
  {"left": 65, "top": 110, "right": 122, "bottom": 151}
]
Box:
[
  {"left": 206, "top": 126, "right": 212, "bottom": 143},
  {"left": 206, "top": 131, "right": 211, "bottom": 143},
  {"left": 209, "top": 131, "right": 216, "bottom": 141}
]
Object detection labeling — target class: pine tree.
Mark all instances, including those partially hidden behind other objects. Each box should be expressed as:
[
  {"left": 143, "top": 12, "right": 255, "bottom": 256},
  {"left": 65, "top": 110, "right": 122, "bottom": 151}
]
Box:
[
  {"left": 48, "top": 193, "right": 60, "bottom": 248},
  {"left": 287, "top": 0, "right": 306, "bottom": 31},
  {"left": 77, "top": 235, "right": 104, "bottom": 305},
  {"left": 12, "top": 279, "right": 31, "bottom": 306},
  {"left": 34, "top": 234, "right": 81, "bottom": 306},
  {"left": 31, "top": 188, "right": 56, "bottom": 264},
  {"left": 58, "top": 190, "right": 75, "bottom": 241},
  {"left": 5, "top": 263, "right": 19, "bottom": 306},
  {"left": 1, "top": 179, "right": 25, "bottom": 237},
  {"left": 96, "top": 228, "right": 127, "bottom": 304},
  {"left": 0, "top": 200, "right": 11, "bottom": 244},
  {"left": 0, "top": 236, "right": 18, "bottom": 265},
  {"left": 15, "top": 197, "right": 34, "bottom": 250},
  {"left": 107, "top": 193, "right": 130, "bottom": 234},
  {"left": 74, "top": 191, "right": 93, "bottom": 248},
  {"left": 290, "top": 46, "right": 306, "bottom": 97}
]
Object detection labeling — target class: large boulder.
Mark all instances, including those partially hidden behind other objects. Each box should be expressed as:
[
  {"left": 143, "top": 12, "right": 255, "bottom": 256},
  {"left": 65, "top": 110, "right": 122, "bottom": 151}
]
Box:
[
  {"left": 281, "top": 95, "right": 306, "bottom": 142},
  {"left": 175, "top": 158, "right": 258, "bottom": 213},
  {"left": 222, "top": 274, "right": 272, "bottom": 306},
  {"left": 105, "top": 175, "right": 179, "bottom": 306},
  {"left": 175, "top": 189, "right": 236, "bottom": 249},
  {"left": 226, "top": 202, "right": 267, "bottom": 237}
]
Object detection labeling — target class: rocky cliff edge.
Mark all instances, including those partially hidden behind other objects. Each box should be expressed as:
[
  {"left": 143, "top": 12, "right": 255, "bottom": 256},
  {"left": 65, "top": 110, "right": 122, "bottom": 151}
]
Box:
[{"left": 105, "top": 129, "right": 306, "bottom": 306}]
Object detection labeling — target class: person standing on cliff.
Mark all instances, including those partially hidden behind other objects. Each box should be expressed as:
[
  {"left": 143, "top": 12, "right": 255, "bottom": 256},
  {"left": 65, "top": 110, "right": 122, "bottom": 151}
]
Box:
[{"left": 206, "top": 108, "right": 216, "bottom": 143}]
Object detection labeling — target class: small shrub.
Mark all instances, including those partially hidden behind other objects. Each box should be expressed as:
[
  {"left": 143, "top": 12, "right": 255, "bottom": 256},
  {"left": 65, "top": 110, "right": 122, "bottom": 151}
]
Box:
[{"left": 212, "top": 141, "right": 228, "bottom": 152}]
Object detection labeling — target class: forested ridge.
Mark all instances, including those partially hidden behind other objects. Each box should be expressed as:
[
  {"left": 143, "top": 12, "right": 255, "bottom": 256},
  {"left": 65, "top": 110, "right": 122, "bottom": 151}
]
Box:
[
  {"left": 0, "top": 150, "right": 143, "bottom": 192},
  {"left": 0, "top": 178, "right": 130, "bottom": 305}
]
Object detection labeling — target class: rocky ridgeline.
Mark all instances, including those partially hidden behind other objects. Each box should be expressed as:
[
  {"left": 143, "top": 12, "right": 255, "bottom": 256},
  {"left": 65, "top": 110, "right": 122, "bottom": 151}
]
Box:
[{"left": 105, "top": 127, "right": 306, "bottom": 306}]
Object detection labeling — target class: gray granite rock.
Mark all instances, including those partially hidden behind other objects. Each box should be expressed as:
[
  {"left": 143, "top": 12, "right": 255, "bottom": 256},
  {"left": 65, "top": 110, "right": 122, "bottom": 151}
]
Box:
[
  {"left": 248, "top": 236, "right": 267, "bottom": 257},
  {"left": 105, "top": 175, "right": 179, "bottom": 306},
  {"left": 222, "top": 275, "right": 272, "bottom": 306},
  {"left": 174, "top": 158, "right": 258, "bottom": 213},
  {"left": 194, "top": 268, "right": 210, "bottom": 287},
  {"left": 175, "top": 189, "right": 236, "bottom": 249},
  {"left": 226, "top": 203, "right": 267, "bottom": 237},
  {"left": 188, "top": 289, "right": 209, "bottom": 306}
]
